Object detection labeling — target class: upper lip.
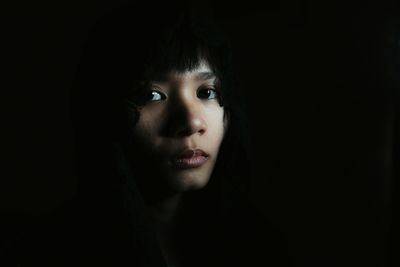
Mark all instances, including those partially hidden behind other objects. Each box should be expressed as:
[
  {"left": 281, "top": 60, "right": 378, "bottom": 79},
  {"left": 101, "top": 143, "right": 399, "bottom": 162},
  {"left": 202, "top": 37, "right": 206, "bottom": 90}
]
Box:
[{"left": 175, "top": 149, "right": 209, "bottom": 160}]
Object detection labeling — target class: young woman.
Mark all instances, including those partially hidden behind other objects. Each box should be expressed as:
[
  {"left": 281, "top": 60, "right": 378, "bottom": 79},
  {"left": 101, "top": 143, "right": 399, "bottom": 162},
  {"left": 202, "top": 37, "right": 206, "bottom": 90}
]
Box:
[{"left": 22, "top": 3, "right": 289, "bottom": 267}]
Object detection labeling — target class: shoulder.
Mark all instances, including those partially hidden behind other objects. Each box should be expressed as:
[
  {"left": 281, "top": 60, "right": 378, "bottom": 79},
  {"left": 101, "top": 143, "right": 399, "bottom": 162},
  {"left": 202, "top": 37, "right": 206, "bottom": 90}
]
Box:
[{"left": 222, "top": 195, "right": 293, "bottom": 267}]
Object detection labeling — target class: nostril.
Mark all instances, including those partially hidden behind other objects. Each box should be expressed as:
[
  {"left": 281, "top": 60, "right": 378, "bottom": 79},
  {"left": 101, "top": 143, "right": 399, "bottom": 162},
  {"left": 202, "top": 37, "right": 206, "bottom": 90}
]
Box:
[
  {"left": 164, "top": 106, "right": 207, "bottom": 137},
  {"left": 170, "top": 119, "right": 206, "bottom": 138},
  {"left": 176, "top": 127, "right": 192, "bottom": 137}
]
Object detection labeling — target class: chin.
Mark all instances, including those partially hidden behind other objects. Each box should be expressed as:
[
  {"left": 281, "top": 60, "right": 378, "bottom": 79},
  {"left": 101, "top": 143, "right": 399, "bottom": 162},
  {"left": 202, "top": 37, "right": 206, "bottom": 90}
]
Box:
[{"left": 168, "top": 172, "right": 211, "bottom": 192}]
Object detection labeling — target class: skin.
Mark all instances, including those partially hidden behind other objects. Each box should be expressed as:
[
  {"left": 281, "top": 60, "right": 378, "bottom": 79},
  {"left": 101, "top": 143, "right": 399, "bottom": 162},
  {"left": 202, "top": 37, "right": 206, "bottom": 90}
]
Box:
[
  {"left": 127, "top": 60, "right": 228, "bottom": 202},
  {"left": 125, "top": 61, "right": 228, "bottom": 266}
]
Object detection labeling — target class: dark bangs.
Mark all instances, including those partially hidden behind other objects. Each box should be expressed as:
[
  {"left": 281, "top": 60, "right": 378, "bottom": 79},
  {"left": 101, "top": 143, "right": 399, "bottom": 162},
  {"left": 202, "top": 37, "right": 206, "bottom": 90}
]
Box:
[{"left": 137, "top": 13, "right": 231, "bottom": 87}]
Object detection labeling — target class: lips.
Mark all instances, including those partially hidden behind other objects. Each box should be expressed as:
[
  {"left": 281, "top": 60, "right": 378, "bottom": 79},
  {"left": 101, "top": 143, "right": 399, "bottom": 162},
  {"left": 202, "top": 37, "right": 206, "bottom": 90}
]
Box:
[{"left": 171, "top": 149, "right": 209, "bottom": 169}]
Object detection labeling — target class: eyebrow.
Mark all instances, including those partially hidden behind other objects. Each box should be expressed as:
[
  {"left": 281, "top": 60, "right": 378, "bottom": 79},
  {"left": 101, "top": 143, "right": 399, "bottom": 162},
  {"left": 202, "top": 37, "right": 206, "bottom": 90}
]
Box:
[
  {"left": 195, "top": 72, "right": 216, "bottom": 81},
  {"left": 149, "top": 73, "right": 170, "bottom": 83},
  {"left": 150, "top": 71, "right": 216, "bottom": 83}
]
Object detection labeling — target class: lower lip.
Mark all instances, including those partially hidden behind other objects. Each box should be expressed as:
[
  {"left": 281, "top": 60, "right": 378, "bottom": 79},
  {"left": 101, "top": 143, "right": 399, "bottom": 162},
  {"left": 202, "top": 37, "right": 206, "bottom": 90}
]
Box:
[{"left": 172, "top": 155, "right": 208, "bottom": 169}]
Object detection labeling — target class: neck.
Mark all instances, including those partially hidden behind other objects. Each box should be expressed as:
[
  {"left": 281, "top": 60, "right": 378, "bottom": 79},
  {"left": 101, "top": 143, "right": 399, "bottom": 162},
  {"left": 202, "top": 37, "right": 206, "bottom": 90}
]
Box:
[
  {"left": 146, "top": 193, "right": 183, "bottom": 225},
  {"left": 146, "top": 193, "right": 183, "bottom": 267}
]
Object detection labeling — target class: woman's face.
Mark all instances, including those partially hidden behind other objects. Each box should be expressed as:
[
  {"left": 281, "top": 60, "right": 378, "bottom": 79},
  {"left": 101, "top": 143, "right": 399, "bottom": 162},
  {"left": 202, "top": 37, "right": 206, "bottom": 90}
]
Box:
[{"left": 127, "top": 61, "right": 228, "bottom": 194}]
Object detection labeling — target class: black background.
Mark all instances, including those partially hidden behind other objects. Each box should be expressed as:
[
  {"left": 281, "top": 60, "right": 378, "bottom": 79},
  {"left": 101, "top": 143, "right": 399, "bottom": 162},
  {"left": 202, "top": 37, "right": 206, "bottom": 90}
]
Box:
[{"left": 2, "top": 0, "right": 398, "bottom": 266}]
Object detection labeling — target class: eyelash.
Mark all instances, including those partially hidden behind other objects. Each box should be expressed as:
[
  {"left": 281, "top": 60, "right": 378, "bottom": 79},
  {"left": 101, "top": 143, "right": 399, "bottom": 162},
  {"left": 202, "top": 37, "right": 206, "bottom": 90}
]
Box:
[
  {"left": 127, "top": 89, "right": 165, "bottom": 106},
  {"left": 197, "top": 87, "right": 219, "bottom": 100},
  {"left": 134, "top": 87, "right": 220, "bottom": 104},
  {"left": 145, "top": 90, "right": 166, "bottom": 102}
]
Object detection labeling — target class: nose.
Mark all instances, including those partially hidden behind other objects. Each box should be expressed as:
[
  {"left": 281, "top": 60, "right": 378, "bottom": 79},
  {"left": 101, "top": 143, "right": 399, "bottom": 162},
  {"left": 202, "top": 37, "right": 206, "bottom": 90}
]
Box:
[{"left": 165, "top": 97, "right": 207, "bottom": 138}]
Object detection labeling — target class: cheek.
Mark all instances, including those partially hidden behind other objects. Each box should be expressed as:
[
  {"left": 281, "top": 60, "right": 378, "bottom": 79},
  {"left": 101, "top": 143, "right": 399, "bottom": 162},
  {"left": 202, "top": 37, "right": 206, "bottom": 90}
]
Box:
[
  {"left": 131, "top": 109, "right": 163, "bottom": 149},
  {"left": 206, "top": 106, "right": 226, "bottom": 143}
]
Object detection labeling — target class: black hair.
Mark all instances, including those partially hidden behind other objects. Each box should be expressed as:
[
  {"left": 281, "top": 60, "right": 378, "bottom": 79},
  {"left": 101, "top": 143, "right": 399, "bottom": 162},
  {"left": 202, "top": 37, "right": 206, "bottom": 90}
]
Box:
[
  {"left": 72, "top": 3, "right": 251, "bottom": 194},
  {"left": 70, "top": 3, "right": 253, "bottom": 266}
]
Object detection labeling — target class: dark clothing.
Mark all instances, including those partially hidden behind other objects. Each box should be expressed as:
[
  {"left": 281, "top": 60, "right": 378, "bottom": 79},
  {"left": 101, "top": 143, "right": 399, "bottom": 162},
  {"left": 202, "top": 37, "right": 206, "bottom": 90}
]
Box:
[
  {"left": 11, "top": 144, "right": 290, "bottom": 266},
  {"left": 15, "top": 195, "right": 290, "bottom": 267}
]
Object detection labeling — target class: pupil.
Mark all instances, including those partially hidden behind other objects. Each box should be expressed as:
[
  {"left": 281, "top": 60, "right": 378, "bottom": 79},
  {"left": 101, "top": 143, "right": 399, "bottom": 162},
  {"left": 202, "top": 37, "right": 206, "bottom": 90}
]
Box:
[{"left": 149, "top": 91, "right": 161, "bottom": 101}]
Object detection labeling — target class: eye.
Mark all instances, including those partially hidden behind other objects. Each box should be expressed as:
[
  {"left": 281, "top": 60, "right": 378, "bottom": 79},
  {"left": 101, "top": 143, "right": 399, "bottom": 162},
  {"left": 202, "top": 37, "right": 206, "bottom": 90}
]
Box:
[
  {"left": 133, "top": 90, "right": 167, "bottom": 105},
  {"left": 147, "top": 90, "right": 166, "bottom": 102},
  {"left": 197, "top": 88, "right": 219, "bottom": 100}
]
